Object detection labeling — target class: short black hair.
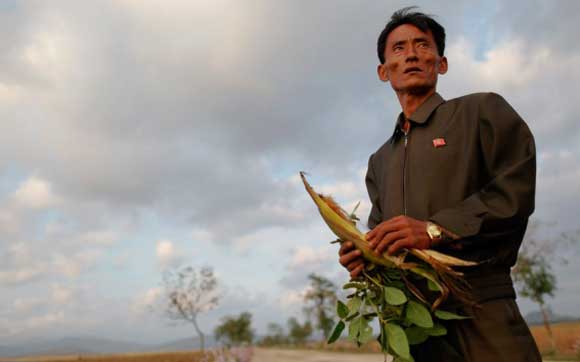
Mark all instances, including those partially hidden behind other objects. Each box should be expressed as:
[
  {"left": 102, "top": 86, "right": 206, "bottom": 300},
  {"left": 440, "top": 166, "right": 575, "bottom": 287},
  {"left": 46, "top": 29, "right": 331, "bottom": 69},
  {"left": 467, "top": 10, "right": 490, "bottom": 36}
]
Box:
[{"left": 377, "top": 7, "right": 446, "bottom": 64}]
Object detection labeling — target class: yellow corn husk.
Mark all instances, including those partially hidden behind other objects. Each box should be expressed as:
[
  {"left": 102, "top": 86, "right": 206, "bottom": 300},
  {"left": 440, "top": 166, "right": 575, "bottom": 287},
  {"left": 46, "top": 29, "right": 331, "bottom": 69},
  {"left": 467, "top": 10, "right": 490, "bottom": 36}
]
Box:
[
  {"left": 416, "top": 249, "right": 477, "bottom": 267},
  {"left": 300, "top": 171, "right": 477, "bottom": 308},
  {"left": 301, "top": 172, "right": 402, "bottom": 269}
]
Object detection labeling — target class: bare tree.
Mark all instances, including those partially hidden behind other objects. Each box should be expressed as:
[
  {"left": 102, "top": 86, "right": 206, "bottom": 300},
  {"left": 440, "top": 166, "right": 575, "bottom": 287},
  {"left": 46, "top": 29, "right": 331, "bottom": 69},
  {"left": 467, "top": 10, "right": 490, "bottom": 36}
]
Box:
[{"left": 162, "top": 265, "right": 219, "bottom": 350}]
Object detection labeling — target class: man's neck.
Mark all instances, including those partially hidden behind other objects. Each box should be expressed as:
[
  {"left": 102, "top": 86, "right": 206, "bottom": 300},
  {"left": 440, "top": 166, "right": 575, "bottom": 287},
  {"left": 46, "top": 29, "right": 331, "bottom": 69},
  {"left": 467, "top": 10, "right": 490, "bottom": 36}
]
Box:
[{"left": 395, "top": 89, "right": 436, "bottom": 119}]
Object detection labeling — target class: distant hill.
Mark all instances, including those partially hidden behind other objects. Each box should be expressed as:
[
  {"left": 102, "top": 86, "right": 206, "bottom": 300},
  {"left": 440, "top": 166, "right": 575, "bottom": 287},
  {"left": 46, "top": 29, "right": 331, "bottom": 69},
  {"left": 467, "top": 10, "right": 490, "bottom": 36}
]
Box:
[
  {"left": 153, "top": 336, "right": 218, "bottom": 351},
  {"left": 0, "top": 337, "right": 149, "bottom": 358},
  {"left": 524, "top": 309, "right": 579, "bottom": 326},
  {"left": 0, "top": 335, "right": 221, "bottom": 358}
]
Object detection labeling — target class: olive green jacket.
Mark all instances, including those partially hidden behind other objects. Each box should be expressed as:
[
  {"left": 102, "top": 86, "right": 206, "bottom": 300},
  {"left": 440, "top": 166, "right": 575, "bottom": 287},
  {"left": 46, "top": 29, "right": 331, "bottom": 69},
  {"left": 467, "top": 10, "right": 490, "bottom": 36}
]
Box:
[{"left": 366, "top": 92, "right": 536, "bottom": 301}]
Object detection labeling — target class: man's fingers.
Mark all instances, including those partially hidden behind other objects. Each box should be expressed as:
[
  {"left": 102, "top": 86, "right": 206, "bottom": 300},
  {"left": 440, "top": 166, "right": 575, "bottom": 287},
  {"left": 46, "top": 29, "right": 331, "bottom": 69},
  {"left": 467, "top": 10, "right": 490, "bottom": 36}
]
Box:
[
  {"left": 376, "top": 230, "right": 406, "bottom": 254},
  {"left": 338, "top": 241, "right": 354, "bottom": 256},
  {"left": 350, "top": 264, "right": 365, "bottom": 278},
  {"left": 367, "top": 218, "right": 405, "bottom": 247},
  {"left": 387, "top": 238, "right": 412, "bottom": 255},
  {"left": 346, "top": 259, "right": 364, "bottom": 271},
  {"left": 339, "top": 249, "right": 362, "bottom": 267}
]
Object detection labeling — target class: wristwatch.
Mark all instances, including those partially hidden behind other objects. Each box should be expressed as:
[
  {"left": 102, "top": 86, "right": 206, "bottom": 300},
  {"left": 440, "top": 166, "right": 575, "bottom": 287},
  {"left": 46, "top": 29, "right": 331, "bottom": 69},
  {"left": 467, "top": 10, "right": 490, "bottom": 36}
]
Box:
[{"left": 426, "top": 222, "right": 443, "bottom": 246}]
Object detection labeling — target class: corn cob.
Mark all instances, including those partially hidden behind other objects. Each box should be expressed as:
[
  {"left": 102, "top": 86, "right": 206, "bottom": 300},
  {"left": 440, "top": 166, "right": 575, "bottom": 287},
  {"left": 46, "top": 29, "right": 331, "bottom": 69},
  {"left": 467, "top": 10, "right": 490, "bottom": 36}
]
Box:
[{"left": 300, "top": 171, "right": 477, "bottom": 308}]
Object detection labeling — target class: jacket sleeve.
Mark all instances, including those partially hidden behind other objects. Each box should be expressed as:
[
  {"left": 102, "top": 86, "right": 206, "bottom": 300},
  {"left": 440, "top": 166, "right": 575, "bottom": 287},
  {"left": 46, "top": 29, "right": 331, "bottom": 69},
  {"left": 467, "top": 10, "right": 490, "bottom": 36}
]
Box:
[
  {"left": 429, "top": 93, "right": 536, "bottom": 245},
  {"left": 366, "top": 153, "right": 383, "bottom": 230}
]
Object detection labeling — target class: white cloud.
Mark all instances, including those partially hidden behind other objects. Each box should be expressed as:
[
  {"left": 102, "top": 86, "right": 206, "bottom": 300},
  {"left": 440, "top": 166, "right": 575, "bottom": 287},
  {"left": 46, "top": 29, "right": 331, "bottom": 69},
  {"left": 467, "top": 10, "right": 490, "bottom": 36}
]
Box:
[
  {"left": 51, "top": 284, "right": 73, "bottom": 305},
  {"left": 0, "top": 265, "right": 44, "bottom": 285},
  {"left": 0, "top": 82, "right": 23, "bottom": 102},
  {"left": 78, "top": 230, "right": 119, "bottom": 246},
  {"left": 319, "top": 181, "right": 360, "bottom": 201},
  {"left": 11, "top": 176, "right": 59, "bottom": 209},
  {"left": 130, "top": 287, "right": 162, "bottom": 316},
  {"left": 23, "top": 311, "right": 65, "bottom": 329},
  {"left": 7, "top": 242, "right": 34, "bottom": 264},
  {"left": 0, "top": 243, "right": 109, "bottom": 286},
  {"left": 277, "top": 288, "right": 307, "bottom": 311},
  {"left": 52, "top": 249, "right": 102, "bottom": 278},
  {"left": 156, "top": 239, "right": 183, "bottom": 269},
  {"left": 13, "top": 297, "right": 42, "bottom": 313},
  {"left": 288, "top": 246, "right": 334, "bottom": 269},
  {"left": 191, "top": 227, "right": 213, "bottom": 242},
  {"left": 445, "top": 37, "right": 548, "bottom": 90},
  {"left": 0, "top": 209, "right": 19, "bottom": 235}
]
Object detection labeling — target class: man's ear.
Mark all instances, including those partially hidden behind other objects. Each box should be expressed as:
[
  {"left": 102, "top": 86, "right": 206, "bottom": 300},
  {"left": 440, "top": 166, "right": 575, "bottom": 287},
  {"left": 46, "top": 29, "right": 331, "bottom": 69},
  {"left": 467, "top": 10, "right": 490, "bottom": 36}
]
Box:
[
  {"left": 438, "top": 56, "right": 448, "bottom": 75},
  {"left": 377, "top": 63, "right": 389, "bottom": 82}
]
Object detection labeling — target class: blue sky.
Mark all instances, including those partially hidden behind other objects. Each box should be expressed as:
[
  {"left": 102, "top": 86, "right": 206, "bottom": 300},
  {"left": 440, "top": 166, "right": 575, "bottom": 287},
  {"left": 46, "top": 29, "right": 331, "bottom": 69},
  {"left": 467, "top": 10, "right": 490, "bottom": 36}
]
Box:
[{"left": 1, "top": 0, "right": 579, "bottom": 346}]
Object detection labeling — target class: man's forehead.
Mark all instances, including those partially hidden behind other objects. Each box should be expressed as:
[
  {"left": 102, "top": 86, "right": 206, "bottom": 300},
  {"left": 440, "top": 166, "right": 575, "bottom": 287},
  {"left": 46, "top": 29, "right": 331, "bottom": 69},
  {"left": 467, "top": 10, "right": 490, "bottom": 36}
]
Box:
[{"left": 387, "top": 24, "right": 433, "bottom": 43}]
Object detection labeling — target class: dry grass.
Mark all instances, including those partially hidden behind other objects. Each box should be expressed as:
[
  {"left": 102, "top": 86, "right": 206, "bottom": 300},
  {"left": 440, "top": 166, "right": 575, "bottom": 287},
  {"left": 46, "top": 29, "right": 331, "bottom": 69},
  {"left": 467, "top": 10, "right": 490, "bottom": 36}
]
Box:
[
  {"left": 3, "top": 322, "right": 580, "bottom": 362},
  {"left": 530, "top": 321, "right": 580, "bottom": 357},
  {"left": 0, "top": 350, "right": 207, "bottom": 362}
]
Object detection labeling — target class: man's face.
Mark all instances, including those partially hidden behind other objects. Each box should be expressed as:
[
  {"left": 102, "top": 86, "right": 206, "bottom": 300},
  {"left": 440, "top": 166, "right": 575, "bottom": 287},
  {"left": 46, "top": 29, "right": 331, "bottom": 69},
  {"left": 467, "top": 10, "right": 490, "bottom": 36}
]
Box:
[{"left": 377, "top": 24, "right": 447, "bottom": 95}]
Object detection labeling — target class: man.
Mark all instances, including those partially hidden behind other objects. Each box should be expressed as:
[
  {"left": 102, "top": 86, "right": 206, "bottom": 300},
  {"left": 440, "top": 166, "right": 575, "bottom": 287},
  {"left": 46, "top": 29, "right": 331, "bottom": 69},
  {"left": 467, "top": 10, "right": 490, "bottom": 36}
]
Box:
[{"left": 338, "top": 7, "right": 541, "bottom": 361}]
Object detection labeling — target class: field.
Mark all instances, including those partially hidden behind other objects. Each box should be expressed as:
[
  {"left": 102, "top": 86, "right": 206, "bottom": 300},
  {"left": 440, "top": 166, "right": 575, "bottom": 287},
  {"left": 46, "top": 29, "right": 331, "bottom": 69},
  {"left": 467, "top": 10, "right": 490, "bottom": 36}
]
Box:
[
  {"left": 531, "top": 321, "right": 580, "bottom": 357},
  {"left": 2, "top": 322, "right": 579, "bottom": 362},
  {"left": 0, "top": 350, "right": 207, "bottom": 362},
  {"left": 0, "top": 349, "right": 387, "bottom": 362}
]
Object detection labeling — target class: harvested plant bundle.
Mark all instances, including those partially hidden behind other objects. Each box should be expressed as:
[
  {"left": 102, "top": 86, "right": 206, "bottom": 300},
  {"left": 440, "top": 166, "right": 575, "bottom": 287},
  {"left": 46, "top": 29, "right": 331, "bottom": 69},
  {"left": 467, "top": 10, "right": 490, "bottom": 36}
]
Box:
[{"left": 300, "top": 172, "right": 477, "bottom": 361}]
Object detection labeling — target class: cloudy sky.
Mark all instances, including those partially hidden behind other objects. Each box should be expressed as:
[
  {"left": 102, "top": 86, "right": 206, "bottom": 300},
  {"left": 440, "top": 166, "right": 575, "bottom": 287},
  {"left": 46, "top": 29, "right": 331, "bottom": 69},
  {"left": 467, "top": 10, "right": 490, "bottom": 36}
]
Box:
[{"left": 1, "top": 0, "right": 579, "bottom": 346}]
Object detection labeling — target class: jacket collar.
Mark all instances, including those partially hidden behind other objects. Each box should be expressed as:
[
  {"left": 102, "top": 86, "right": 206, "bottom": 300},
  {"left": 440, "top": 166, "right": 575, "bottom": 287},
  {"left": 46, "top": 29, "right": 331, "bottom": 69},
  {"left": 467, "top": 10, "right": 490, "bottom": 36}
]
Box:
[
  {"left": 408, "top": 92, "right": 445, "bottom": 124},
  {"left": 388, "top": 92, "right": 445, "bottom": 144}
]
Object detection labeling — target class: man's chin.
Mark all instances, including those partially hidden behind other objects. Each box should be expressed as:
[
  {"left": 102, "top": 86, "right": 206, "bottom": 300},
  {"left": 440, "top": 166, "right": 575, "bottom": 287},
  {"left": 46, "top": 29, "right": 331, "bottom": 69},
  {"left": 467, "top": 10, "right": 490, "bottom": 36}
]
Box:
[{"left": 393, "top": 82, "right": 436, "bottom": 96}]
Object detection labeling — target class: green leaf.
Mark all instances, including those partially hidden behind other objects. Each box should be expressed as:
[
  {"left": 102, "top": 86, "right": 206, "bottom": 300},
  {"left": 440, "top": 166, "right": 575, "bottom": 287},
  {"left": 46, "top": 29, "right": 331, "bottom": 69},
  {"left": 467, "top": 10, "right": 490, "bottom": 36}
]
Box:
[
  {"left": 327, "top": 321, "right": 345, "bottom": 344},
  {"left": 434, "top": 309, "right": 470, "bottom": 320},
  {"left": 344, "top": 311, "right": 360, "bottom": 322},
  {"left": 343, "top": 281, "right": 366, "bottom": 290},
  {"left": 427, "top": 279, "right": 441, "bottom": 292},
  {"left": 348, "top": 316, "right": 363, "bottom": 342},
  {"left": 386, "top": 323, "right": 411, "bottom": 359},
  {"left": 404, "top": 326, "right": 429, "bottom": 345},
  {"left": 384, "top": 286, "right": 408, "bottom": 305},
  {"left": 347, "top": 316, "right": 373, "bottom": 345},
  {"left": 358, "top": 318, "right": 374, "bottom": 344},
  {"left": 394, "top": 355, "right": 415, "bottom": 362},
  {"left": 405, "top": 300, "right": 433, "bottom": 328},
  {"left": 347, "top": 296, "right": 362, "bottom": 316},
  {"left": 337, "top": 300, "right": 349, "bottom": 319},
  {"left": 425, "top": 323, "right": 447, "bottom": 336}
]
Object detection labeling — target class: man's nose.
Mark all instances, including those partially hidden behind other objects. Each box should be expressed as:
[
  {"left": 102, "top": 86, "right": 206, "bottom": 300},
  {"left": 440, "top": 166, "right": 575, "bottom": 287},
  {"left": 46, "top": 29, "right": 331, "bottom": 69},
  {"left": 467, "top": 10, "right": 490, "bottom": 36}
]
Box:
[{"left": 405, "top": 45, "right": 419, "bottom": 61}]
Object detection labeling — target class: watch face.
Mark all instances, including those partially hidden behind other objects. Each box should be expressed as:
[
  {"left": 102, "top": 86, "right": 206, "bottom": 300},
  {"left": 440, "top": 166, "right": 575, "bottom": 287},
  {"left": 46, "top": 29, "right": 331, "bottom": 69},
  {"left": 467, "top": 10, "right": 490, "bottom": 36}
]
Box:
[{"left": 427, "top": 224, "right": 442, "bottom": 238}]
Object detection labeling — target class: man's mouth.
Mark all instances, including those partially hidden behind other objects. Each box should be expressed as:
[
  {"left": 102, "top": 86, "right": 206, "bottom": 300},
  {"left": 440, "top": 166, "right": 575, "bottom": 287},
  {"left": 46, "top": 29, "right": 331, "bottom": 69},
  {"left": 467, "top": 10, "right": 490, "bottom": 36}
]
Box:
[{"left": 404, "top": 67, "right": 422, "bottom": 73}]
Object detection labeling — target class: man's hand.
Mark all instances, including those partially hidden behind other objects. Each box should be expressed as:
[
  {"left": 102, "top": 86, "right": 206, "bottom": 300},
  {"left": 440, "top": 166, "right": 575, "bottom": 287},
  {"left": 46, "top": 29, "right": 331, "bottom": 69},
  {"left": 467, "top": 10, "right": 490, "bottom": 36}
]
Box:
[
  {"left": 339, "top": 241, "right": 365, "bottom": 278},
  {"left": 366, "top": 215, "right": 431, "bottom": 255}
]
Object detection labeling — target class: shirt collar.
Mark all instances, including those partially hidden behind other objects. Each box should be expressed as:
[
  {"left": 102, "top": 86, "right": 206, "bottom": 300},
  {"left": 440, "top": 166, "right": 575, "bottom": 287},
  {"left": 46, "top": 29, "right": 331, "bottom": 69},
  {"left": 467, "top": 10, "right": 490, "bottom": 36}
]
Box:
[{"left": 388, "top": 92, "right": 445, "bottom": 144}]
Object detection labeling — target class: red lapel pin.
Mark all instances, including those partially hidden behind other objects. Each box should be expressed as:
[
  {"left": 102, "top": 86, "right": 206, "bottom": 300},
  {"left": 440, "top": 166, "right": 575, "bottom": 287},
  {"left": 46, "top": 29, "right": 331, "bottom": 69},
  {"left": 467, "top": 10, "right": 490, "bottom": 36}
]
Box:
[{"left": 433, "top": 138, "right": 446, "bottom": 148}]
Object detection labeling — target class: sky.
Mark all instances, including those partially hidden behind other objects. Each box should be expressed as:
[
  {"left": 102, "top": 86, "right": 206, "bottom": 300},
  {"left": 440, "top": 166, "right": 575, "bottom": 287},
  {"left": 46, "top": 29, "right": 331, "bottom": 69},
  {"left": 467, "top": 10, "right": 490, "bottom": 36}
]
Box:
[{"left": 1, "top": 0, "right": 579, "bottom": 346}]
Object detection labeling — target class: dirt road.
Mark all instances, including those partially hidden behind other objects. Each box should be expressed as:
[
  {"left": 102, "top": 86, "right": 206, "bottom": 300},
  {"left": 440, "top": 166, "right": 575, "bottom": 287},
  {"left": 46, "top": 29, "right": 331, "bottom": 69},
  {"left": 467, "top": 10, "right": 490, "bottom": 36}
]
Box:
[
  {"left": 252, "top": 348, "right": 391, "bottom": 362},
  {"left": 251, "top": 348, "right": 573, "bottom": 362}
]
